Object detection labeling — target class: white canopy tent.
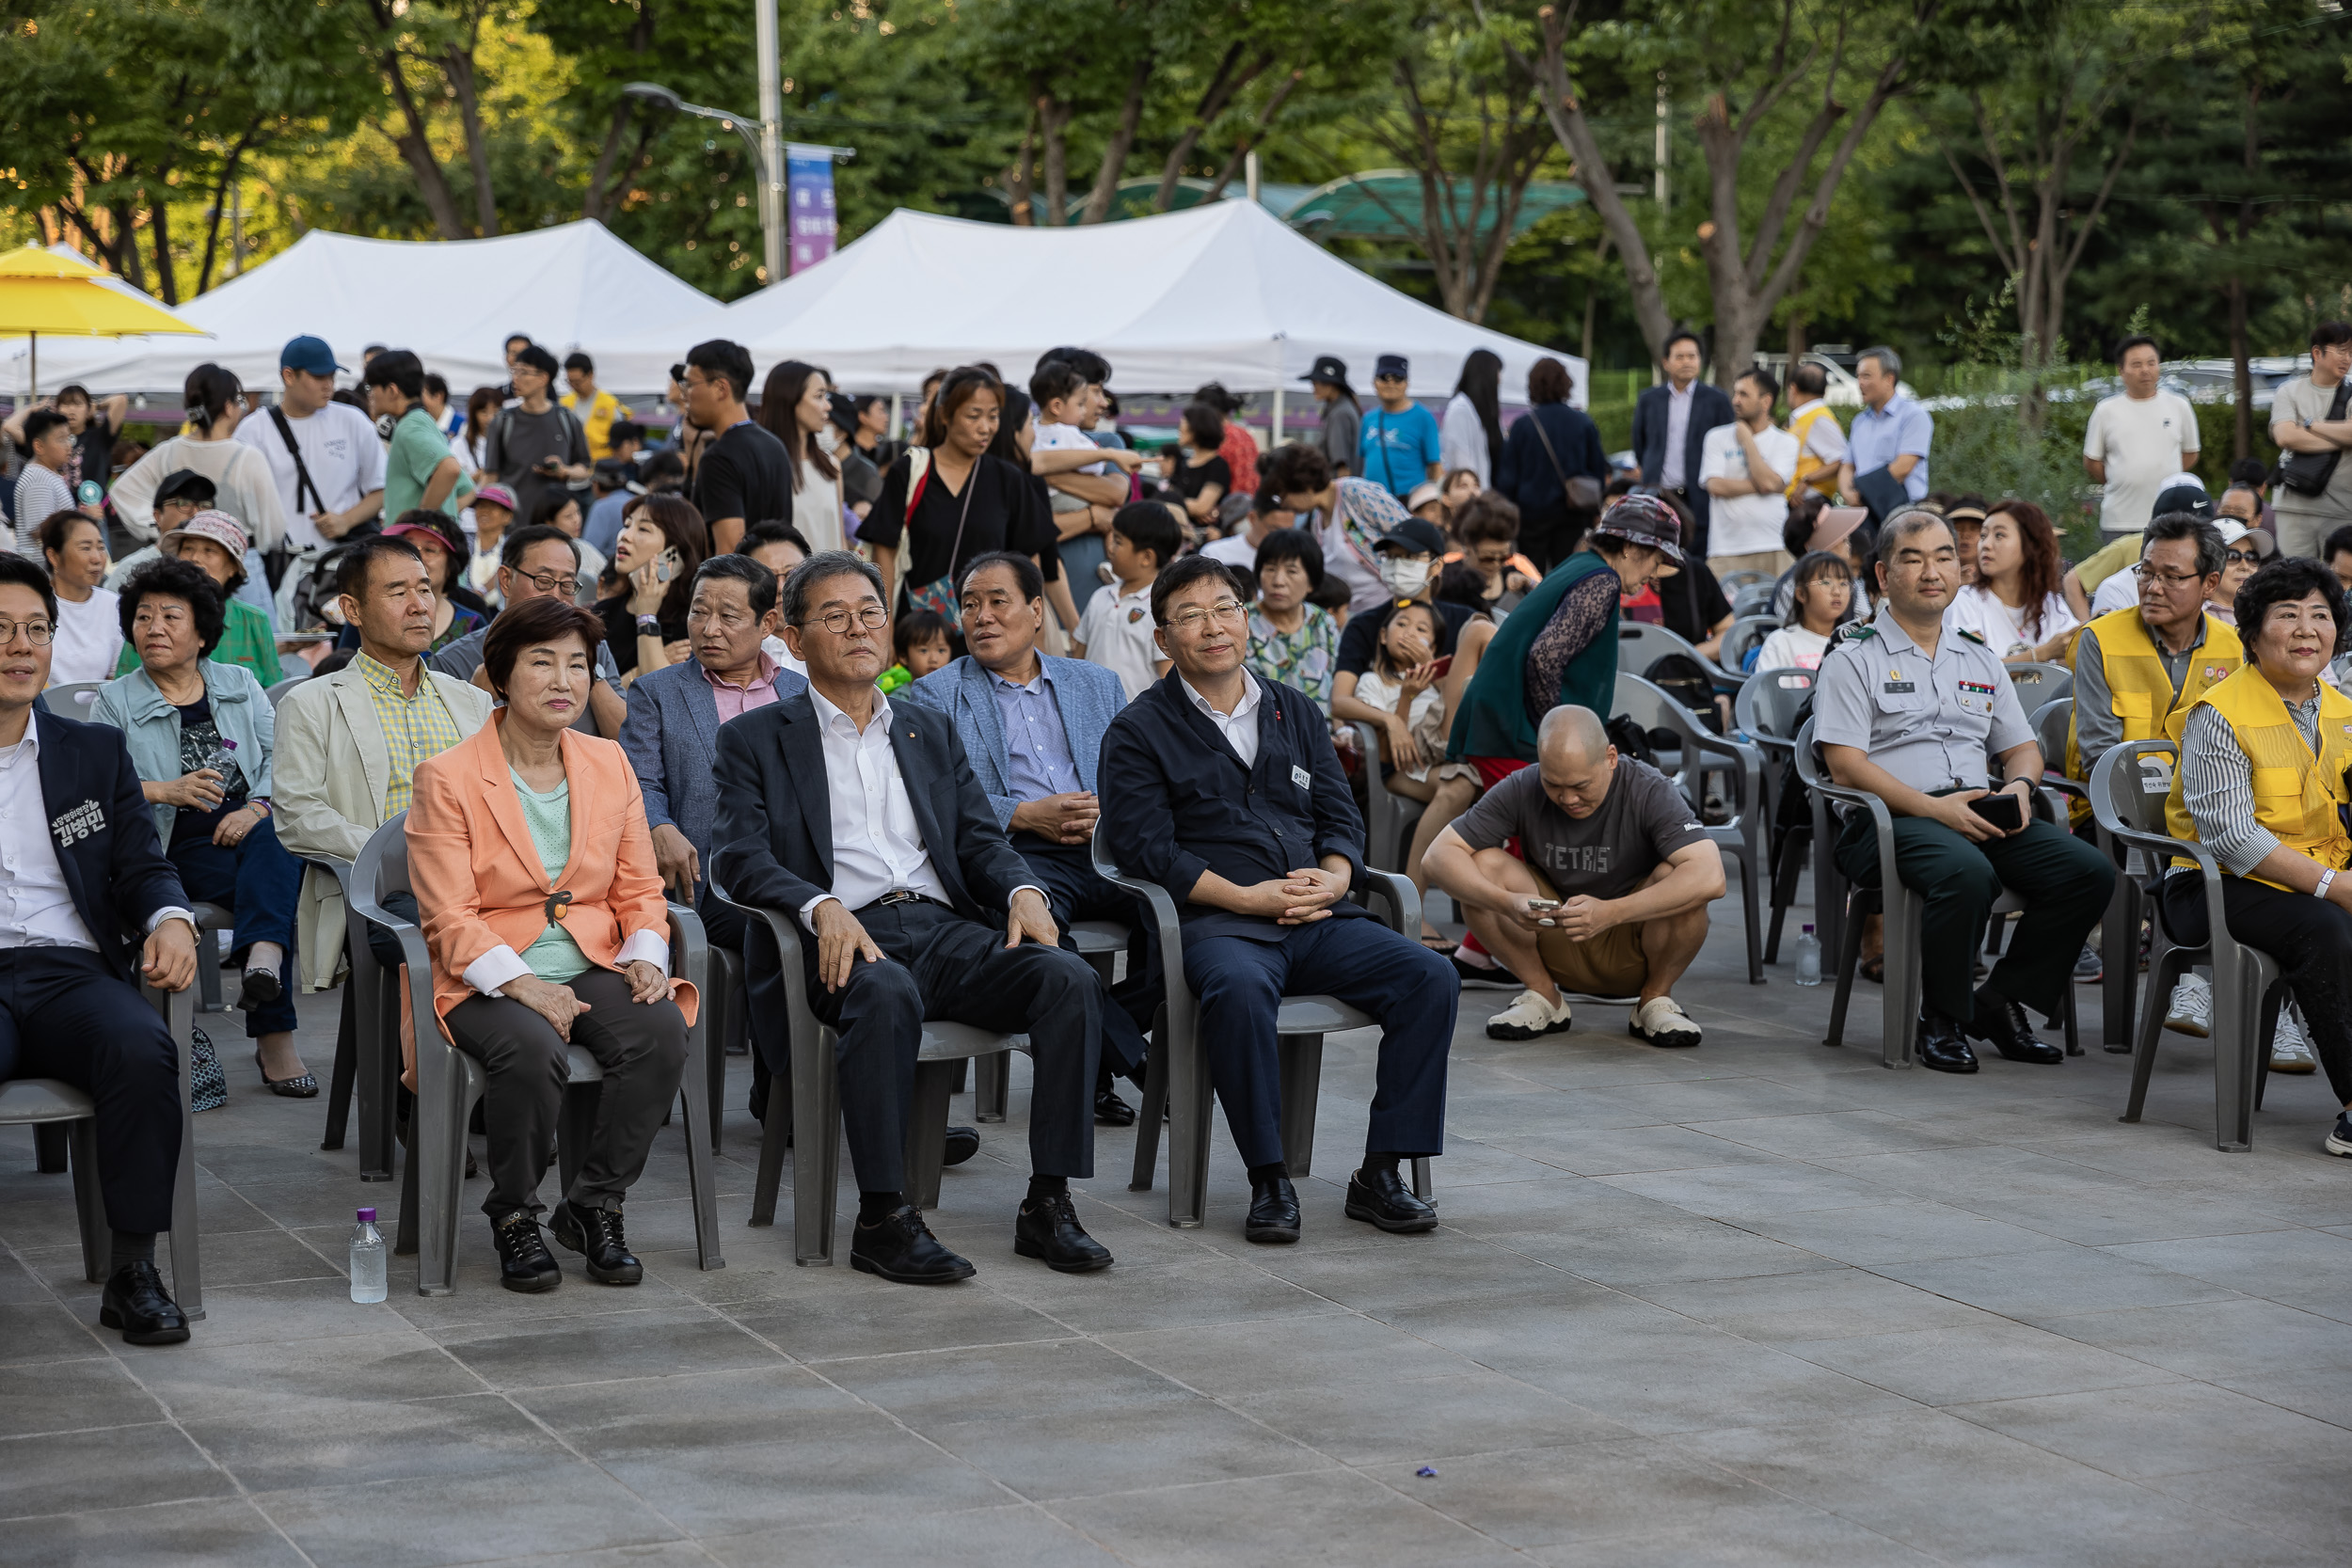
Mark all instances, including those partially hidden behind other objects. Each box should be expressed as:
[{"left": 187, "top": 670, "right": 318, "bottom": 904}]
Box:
[
  {"left": 0, "top": 221, "right": 718, "bottom": 399},
  {"left": 595, "top": 200, "right": 1586, "bottom": 414}
]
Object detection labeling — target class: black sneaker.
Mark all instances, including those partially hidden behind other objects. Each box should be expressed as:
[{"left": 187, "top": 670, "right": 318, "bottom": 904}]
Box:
[
  {"left": 2074, "top": 943, "right": 2103, "bottom": 984},
  {"left": 2325, "top": 1113, "right": 2352, "bottom": 1160},
  {"left": 548, "top": 1199, "right": 642, "bottom": 1285},
  {"left": 491, "top": 1210, "right": 562, "bottom": 1292},
  {"left": 1450, "top": 953, "right": 1518, "bottom": 990}
]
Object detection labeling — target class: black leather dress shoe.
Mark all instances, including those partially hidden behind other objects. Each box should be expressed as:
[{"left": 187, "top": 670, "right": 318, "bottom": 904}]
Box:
[
  {"left": 549, "top": 1200, "right": 643, "bottom": 1285},
  {"left": 1245, "top": 1172, "right": 1301, "bottom": 1243},
  {"left": 1094, "top": 1084, "right": 1137, "bottom": 1127},
  {"left": 1966, "top": 986, "right": 2065, "bottom": 1065},
  {"left": 850, "top": 1205, "right": 977, "bottom": 1283},
  {"left": 1014, "top": 1190, "right": 1114, "bottom": 1272},
  {"left": 1916, "top": 1012, "right": 1979, "bottom": 1074},
  {"left": 943, "top": 1125, "right": 979, "bottom": 1166},
  {"left": 491, "top": 1210, "right": 562, "bottom": 1292},
  {"left": 1344, "top": 1165, "right": 1438, "bottom": 1233},
  {"left": 99, "top": 1261, "right": 189, "bottom": 1345}
]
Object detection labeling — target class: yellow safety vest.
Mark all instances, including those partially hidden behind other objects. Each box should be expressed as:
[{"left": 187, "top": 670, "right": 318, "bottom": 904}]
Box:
[
  {"left": 2065, "top": 609, "right": 2240, "bottom": 824},
  {"left": 1786, "top": 402, "right": 1842, "bottom": 499},
  {"left": 2164, "top": 664, "right": 2352, "bottom": 888},
  {"left": 561, "top": 388, "right": 633, "bottom": 461}
]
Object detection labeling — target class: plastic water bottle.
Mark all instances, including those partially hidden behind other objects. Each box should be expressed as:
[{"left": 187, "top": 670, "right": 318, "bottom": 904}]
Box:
[
  {"left": 349, "top": 1207, "right": 387, "bottom": 1304},
  {"left": 1793, "top": 924, "right": 1823, "bottom": 988}
]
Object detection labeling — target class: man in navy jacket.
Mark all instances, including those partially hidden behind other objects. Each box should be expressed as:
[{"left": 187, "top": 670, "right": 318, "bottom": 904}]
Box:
[
  {"left": 1099, "top": 554, "right": 1456, "bottom": 1243},
  {"left": 0, "top": 555, "right": 200, "bottom": 1344},
  {"left": 1630, "top": 330, "right": 1735, "bottom": 549}
]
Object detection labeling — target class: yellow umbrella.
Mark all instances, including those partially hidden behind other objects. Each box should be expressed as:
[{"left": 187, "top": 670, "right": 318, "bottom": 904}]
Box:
[{"left": 0, "top": 245, "right": 207, "bottom": 397}]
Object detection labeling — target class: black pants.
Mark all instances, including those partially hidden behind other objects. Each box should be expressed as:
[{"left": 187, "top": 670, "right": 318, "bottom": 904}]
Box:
[
  {"left": 1011, "top": 835, "right": 1155, "bottom": 1078},
  {"left": 1836, "top": 810, "right": 2114, "bottom": 1024},
  {"left": 0, "top": 948, "right": 181, "bottom": 1233},
  {"left": 441, "top": 967, "right": 689, "bottom": 1218},
  {"left": 1518, "top": 499, "right": 1589, "bottom": 576},
  {"left": 797, "top": 897, "right": 1100, "bottom": 1193},
  {"left": 2160, "top": 871, "right": 2352, "bottom": 1104}
]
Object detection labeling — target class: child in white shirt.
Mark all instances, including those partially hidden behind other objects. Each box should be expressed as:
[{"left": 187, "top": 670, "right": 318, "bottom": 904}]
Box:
[
  {"left": 1755, "top": 549, "right": 1853, "bottom": 672},
  {"left": 1073, "top": 501, "right": 1178, "bottom": 702}
]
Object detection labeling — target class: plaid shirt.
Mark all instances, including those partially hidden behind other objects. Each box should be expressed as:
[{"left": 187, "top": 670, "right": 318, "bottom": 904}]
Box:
[{"left": 354, "top": 651, "right": 466, "bottom": 818}]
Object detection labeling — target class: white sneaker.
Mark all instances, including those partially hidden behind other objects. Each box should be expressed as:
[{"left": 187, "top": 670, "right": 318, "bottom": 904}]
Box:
[
  {"left": 2270, "top": 1004, "right": 2319, "bottom": 1074},
  {"left": 2166, "top": 973, "right": 2212, "bottom": 1037},
  {"left": 1486, "top": 989, "right": 1574, "bottom": 1041},
  {"left": 1629, "top": 996, "right": 1704, "bottom": 1049}
]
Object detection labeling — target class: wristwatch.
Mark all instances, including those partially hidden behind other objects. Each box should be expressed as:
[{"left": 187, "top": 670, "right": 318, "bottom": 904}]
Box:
[{"left": 635, "top": 614, "right": 661, "bottom": 635}]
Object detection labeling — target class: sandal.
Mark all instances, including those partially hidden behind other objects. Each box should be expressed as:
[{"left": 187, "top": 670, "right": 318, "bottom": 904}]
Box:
[
  {"left": 254, "top": 1048, "right": 319, "bottom": 1099},
  {"left": 1420, "top": 931, "right": 1459, "bottom": 955}
]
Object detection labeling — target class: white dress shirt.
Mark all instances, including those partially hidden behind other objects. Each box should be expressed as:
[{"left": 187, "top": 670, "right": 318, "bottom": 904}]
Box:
[
  {"left": 798, "top": 686, "right": 956, "bottom": 929},
  {"left": 0, "top": 728, "right": 192, "bottom": 953},
  {"left": 1182, "top": 672, "right": 1264, "bottom": 768}
]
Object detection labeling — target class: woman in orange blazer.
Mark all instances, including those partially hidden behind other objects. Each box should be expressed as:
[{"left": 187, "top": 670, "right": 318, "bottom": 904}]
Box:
[{"left": 408, "top": 594, "right": 695, "bottom": 1294}]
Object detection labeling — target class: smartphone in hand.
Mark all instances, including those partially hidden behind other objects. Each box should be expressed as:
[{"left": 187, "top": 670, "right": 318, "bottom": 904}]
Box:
[{"left": 1967, "top": 792, "right": 2024, "bottom": 832}]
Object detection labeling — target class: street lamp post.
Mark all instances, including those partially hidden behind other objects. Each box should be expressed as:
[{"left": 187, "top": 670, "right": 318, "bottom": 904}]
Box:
[{"left": 624, "top": 79, "right": 854, "bottom": 285}]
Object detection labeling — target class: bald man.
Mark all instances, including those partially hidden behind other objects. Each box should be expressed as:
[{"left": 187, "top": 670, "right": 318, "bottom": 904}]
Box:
[{"left": 1423, "top": 705, "right": 1724, "bottom": 1046}]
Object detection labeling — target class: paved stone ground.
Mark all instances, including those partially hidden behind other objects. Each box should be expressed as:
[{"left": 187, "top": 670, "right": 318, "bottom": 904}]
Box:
[{"left": 7, "top": 892, "right": 2352, "bottom": 1567}]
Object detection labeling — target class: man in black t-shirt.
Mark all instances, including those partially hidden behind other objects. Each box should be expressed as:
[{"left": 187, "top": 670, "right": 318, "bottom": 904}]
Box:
[
  {"left": 1423, "top": 705, "right": 1724, "bottom": 1048},
  {"left": 683, "top": 339, "right": 790, "bottom": 555},
  {"left": 483, "top": 344, "right": 592, "bottom": 524}
]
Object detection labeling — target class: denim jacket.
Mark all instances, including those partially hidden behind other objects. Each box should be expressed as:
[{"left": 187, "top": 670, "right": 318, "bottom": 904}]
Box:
[{"left": 90, "top": 659, "right": 276, "bottom": 846}]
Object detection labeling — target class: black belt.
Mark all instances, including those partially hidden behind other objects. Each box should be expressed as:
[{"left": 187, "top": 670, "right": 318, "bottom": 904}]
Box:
[{"left": 875, "top": 889, "right": 945, "bottom": 908}]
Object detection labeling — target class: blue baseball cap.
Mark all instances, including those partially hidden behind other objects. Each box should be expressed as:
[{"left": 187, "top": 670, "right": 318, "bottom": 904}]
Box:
[{"left": 280, "top": 335, "right": 345, "bottom": 376}]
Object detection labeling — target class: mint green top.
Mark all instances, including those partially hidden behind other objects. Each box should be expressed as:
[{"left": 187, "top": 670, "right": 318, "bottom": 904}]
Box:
[{"left": 510, "top": 768, "right": 590, "bottom": 983}]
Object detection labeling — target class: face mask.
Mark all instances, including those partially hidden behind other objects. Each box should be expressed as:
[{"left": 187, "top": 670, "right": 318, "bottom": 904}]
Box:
[
  {"left": 1379, "top": 557, "right": 1433, "bottom": 598},
  {"left": 816, "top": 424, "right": 840, "bottom": 453}
]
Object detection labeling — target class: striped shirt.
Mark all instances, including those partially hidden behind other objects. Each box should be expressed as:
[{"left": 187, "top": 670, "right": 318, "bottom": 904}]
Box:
[
  {"left": 2178, "top": 697, "right": 2321, "bottom": 876},
  {"left": 355, "top": 650, "right": 467, "bottom": 817}
]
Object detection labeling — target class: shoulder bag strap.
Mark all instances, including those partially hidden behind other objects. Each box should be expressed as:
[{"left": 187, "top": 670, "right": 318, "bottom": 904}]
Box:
[
  {"left": 1525, "top": 405, "right": 1571, "bottom": 489},
  {"left": 268, "top": 405, "right": 323, "bottom": 515}
]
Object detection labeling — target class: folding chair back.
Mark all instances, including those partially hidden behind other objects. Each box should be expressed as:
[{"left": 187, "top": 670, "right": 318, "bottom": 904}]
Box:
[
  {"left": 1614, "top": 673, "right": 1766, "bottom": 982},
  {"left": 2007, "top": 661, "right": 2074, "bottom": 708}
]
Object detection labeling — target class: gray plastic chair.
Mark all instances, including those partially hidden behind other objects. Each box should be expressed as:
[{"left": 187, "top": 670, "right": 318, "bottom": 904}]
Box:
[
  {"left": 1795, "top": 717, "right": 2080, "bottom": 1068},
  {"left": 1730, "top": 581, "right": 1777, "bottom": 622},
  {"left": 1735, "top": 666, "right": 1820, "bottom": 963},
  {"left": 1718, "top": 614, "right": 1780, "bottom": 676},
  {"left": 1717, "top": 569, "right": 1772, "bottom": 594},
  {"left": 1091, "top": 830, "right": 1431, "bottom": 1229},
  {"left": 1614, "top": 673, "right": 1766, "bottom": 984},
  {"left": 2090, "top": 740, "right": 2278, "bottom": 1151},
  {"left": 1618, "top": 620, "right": 1740, "bottom": 691},
  {"left": 0, "top": 972, "right": 202, "bottom": 1318},
  {"left": 315, "top": 855, "right": 401, "bottom": 1183},
  {"left": 2033, "top": 697, "right": 2138, "bottom": 1049},
  {"left": 2006, "top": 661, "right": 2074, "bottom": 708},
  {"left": 264, "top": 675, "right": 308, "bottom": 712},
  {"left": 1349, "top": 721, "right": 1430, "bottom": 875},
  {"left": 42, "top": 680, "right": 104, "bottom": 717},
  {"left": 350, "top": 813, "right": 724, "bottom": 1292},
  {"left": 712, "top": 882, "right": 1026, "bottom": 1265}
]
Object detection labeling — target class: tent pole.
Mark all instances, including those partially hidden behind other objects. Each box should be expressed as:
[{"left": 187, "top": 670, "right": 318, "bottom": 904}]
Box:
[
  {"left": 888, "top": 394, "right": 903, "bottom": 443},
  {"left": 1270, "top": 380, "right": 1283, "bottom": 457},
  {"left": 27, "top": 333, "right": 36, "bottom": 401}
]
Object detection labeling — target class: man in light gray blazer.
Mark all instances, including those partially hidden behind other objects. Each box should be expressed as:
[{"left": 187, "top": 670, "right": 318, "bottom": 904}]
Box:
[{"left": 900, "top": 551, "right": 1154, "bottom": 1122}]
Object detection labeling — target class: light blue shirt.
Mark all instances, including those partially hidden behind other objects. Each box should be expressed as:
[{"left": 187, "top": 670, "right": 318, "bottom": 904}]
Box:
[
  {"left": 1848, "top": 394, "right": 1933, "bottom": 501},
  {"left": 990, "top": 665, "right": 1080, "bottom": 804},
  {"left": 1359, "top": 403, "right": 1441, "bottom": 499}
]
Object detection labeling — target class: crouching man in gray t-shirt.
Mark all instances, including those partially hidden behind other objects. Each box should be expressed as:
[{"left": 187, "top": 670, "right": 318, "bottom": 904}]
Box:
[{"left": 1423, "top": 705, "right": 1725, "bottom": 1047}]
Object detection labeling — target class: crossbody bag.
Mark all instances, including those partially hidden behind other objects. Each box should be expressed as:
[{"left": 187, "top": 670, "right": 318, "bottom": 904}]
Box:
[
  {"left": 1524, "top": 406, "right": 1603, "bottom": 511},
  {"left": 2278, "top": 378, "right": 2352, "bottom": 497},
  {"left": 900, "top": 446, "right": 977, "bottom": 628}
]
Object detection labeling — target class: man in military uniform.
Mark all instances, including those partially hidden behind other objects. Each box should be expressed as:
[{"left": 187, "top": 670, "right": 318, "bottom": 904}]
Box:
[{"left": 1817, "top": 510, "right": 2117, "bottom": 1072}]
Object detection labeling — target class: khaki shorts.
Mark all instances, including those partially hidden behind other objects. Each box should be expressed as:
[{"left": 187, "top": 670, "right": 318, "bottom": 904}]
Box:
[
  {"left": 1529, "top": 868, "right": 1648, "bottom": 996},
  {"left": 1708, "top": 548, "right": 1794, "bottom": 580}
]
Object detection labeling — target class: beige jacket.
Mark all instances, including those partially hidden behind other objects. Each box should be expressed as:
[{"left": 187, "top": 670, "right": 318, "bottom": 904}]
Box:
[{"left": 273, "top": 663, "right": 494, "bottom": 991}]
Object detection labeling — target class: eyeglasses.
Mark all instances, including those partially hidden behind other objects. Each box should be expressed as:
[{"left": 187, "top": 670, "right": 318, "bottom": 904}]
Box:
[
  {"left": 1164, "top": 599, "right": 1248, "bottom": 634},
  {"left": 807, "top": 604, "right": 889, "bottom": 635},
  {"left": 2225, "top": 549, "right": 2262, "bottom": 566},
  {"left": 2144, "top": 570, "right": 2209, "bottom": 589},
  {"left": 509, "top": 567, "right": 574, "bottom": 594},
  {"left": 0, "top": 618, "right": 56, "bottom": 645}
]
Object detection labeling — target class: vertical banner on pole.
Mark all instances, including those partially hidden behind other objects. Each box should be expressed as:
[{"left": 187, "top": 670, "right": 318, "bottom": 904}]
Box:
[{"left": 786, "top": 145, "right": 837, "bottom": 274}]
